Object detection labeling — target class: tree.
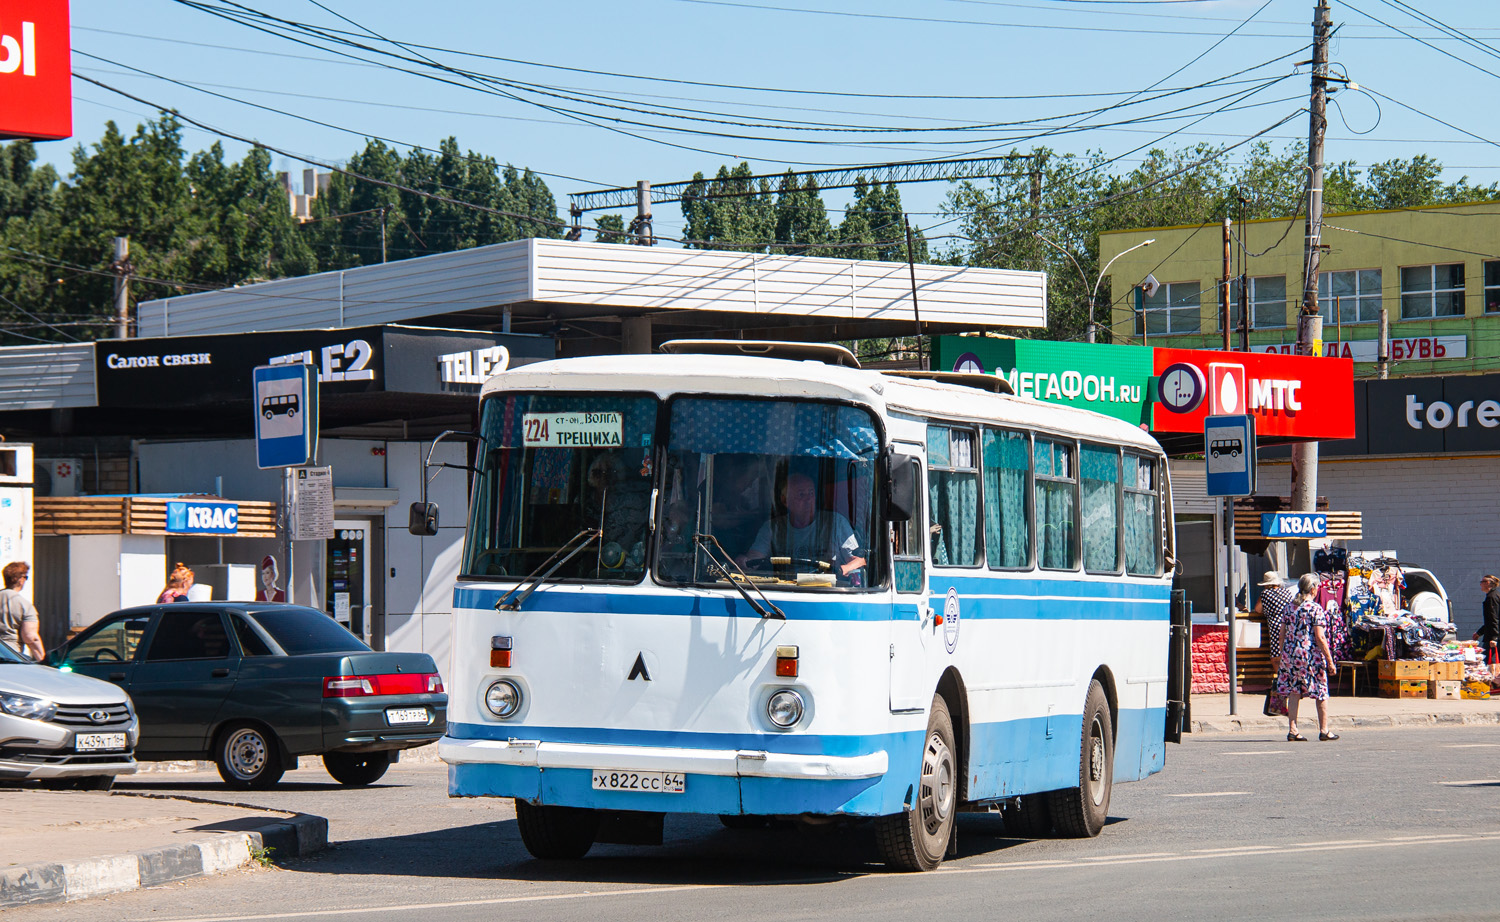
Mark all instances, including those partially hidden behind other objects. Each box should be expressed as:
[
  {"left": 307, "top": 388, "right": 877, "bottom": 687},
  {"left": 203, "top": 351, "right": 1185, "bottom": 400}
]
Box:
[
  {"left": 680, "top": 162, "right": 776, "bottom": 250},
  {"left": 0, "top": 141, "right": 61, "bottom": 337},
  {"left": 839, "top": 179, "right": 926, "bottom": 263},
  {"left": 183, "top": 143, "right": 317, "bottom": 286},
  {"left": 593, "top": 214, "right": 628, "bottom": 243}
]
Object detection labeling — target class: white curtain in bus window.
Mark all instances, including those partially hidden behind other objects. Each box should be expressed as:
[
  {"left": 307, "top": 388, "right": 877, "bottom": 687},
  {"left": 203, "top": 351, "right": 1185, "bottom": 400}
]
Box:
[
  {"left": 1123, "top": 454, "right": 1161, "bottom": 576},
  {"left": 1080, "top": 444, "right": 1120, "bottom": 573},
  {"left": 926, "top": 426, "right": 979, "bottom": 567},
  {"left": 1035, "top": 439, "right": 1078, "bottom": 570},
  {"left": 982, "top": 428, "right": 1030, "bottom": 569},
  {"left": 465, "top": 394, "right": 659, "bottom": 581}
]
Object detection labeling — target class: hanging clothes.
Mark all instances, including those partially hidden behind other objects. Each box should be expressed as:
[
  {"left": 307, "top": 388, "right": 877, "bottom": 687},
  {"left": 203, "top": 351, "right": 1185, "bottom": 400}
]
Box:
[{"left": 1316, "top": 573, "right": 1352, "bottom": 661}]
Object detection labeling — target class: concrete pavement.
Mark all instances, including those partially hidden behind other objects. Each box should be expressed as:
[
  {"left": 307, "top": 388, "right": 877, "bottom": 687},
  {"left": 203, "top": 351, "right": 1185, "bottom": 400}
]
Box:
[
  {"left": 0, "top": 788, "right": 327, "bottom": 909},
  {"left": 1189, "top": 689, "right": 1500, "bottom": 732}
]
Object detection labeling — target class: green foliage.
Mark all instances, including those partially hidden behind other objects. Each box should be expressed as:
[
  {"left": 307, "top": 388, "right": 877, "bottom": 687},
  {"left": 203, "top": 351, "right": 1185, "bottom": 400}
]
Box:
[
  {"left": 593, "top": 213, "right": 628, "bottom": 243},
  {"left": 681, "top": 162, "right": 776, "bottom": 249}
]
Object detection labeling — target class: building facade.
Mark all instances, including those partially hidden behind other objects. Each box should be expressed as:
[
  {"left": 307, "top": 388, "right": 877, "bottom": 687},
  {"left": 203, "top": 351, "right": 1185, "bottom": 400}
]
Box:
[{"left": 1100, "top": 202, "right": 1500, "bottom": 378}]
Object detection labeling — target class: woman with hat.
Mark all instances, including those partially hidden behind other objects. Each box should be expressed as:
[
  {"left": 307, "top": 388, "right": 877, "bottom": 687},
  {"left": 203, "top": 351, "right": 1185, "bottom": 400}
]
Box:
[{"left": 1254, "top": 570, "right": 1295, "bottom": 663}]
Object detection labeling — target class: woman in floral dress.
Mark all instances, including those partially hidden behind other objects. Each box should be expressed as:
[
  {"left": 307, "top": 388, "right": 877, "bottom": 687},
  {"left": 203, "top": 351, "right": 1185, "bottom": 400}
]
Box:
[{"left": 1276, "top": 572, "right": 1340, "bottom": 742}]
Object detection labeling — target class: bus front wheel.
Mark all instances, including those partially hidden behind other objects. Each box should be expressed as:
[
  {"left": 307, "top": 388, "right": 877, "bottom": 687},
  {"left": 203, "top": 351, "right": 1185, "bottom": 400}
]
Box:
[
  {"left": 1048, "top": 679, "right": 1113, "bottom": 838},
  {"left": 514, "top": 800, "right": 598, "bottom": 859},
  {"left": 875, "top": 695, "right": 956, "bottom": 871}
]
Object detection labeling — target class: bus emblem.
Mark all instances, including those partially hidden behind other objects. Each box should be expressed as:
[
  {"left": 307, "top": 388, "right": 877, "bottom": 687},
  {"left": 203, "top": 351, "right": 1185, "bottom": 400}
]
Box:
[
  {"left": 943, "top": 588, "right": 961, "bottom": 654},
  {"left": 628, "top": 653, "right": 651, "bottom": 681}
]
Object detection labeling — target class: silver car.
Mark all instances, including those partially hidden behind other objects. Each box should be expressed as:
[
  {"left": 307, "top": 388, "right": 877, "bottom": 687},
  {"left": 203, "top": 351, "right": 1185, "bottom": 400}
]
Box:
[{"left": 0, "top": 641, "right": 138, "bottom": 789}]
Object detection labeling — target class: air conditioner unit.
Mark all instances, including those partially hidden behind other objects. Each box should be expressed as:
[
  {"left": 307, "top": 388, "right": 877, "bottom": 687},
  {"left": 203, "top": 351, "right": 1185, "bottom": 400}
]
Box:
[{"left": 36, "top": 458, "right": 82, "bottom": 497}]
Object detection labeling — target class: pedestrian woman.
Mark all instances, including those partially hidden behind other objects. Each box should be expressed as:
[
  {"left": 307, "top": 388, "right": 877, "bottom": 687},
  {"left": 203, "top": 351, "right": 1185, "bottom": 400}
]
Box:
[
  {"left": 1254, "top": 570, "right": 1294, "bottom": 670},
  {"left": 1277, "top": 572, "right": 1340, "bottom": 742}
]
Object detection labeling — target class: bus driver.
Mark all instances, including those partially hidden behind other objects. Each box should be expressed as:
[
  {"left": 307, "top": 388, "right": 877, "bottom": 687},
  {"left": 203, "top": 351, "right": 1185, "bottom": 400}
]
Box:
[{"left": 737, "top": 469, "right": 866, "bottom": 580}]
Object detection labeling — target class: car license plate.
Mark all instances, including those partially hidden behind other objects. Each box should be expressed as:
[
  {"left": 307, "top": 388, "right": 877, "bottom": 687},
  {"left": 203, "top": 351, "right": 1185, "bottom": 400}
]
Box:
[
  {"left": 75, "top": 733, "right": 126, "bottom": 752},
  {"left": 590, "top": 770, "right": 685, "bottom": 793},
  {"left": 385, "top": 707, "right": 428, "bottom": 725}
]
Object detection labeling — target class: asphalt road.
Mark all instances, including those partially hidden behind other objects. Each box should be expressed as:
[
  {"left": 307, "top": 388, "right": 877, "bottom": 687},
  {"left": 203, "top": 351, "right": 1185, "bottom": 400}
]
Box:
[{"left": 11, "top": 728, "right": 1500, "bottom": 922}]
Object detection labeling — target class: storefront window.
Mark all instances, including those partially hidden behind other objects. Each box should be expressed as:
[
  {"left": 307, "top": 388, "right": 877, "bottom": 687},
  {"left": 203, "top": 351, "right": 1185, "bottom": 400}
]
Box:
[
  {"left": 1319, "top": 269, "right": 1382, "bottom": 323},
  {"left": 464, "top": 392, "right": 660, "bottom": 582},
  {"left": 982, "top": 428, "right": 1030, "bottom": 569},
  {"left": 1401, "top": 264, "right": 1465, "bottom": 319},
  {"left": 1228, "top": 275, "right": 1287, "bottom": 330},
  {"left": 1485, "top": 260, "right": 1500, "bottom": 314},
  {"left": 1137, "top": 281, "right": 1201, "bottom": 335}
]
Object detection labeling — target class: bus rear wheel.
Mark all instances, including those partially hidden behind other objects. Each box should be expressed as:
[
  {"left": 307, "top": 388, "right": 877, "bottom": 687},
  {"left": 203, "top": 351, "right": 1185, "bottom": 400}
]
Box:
[
  {"left": 1048, "top": 679, "right": 1113, "bottom": 838},
  {"left": 875, "top": 695, "right": 956, "bottom": 872},
  {"left": 514, "top": 800, "right": 598, "bottom": 859}
]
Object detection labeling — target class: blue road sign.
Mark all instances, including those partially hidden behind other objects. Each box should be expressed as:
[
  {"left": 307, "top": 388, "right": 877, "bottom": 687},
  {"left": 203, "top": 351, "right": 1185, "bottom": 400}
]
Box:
[
  {"left": 1204, "top": 413, "right": 1255, "bottom": 497},
  {"left": 1261, "top": 512, "right": 1328, "bottom": 539},
  {"left": 254, "top": 364, "right": 317, "bottom": 469}
]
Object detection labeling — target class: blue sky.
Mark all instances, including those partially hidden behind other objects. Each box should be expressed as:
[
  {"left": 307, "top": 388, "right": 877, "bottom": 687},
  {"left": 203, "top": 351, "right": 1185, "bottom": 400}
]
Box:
[{"left": 48, "top": 0, "right": 1500, "bottom": 248}]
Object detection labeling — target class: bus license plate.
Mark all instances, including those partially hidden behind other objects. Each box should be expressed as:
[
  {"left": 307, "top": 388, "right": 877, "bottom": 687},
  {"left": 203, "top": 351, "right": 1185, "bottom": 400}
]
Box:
[
  {"left": 385, "top": 707, "right": 429, "bottom": 725},
  {"left": 75, "top": 733, "right": 126, "bottom": 752},
  {"left": 590, "top": 770, "right": 685, "bottom": 793}
]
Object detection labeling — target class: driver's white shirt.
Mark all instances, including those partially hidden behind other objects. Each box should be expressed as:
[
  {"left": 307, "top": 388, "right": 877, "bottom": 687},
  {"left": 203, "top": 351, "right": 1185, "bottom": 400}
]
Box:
[{"left": 747, "top": 512, "right": 860, "bottom": 565}]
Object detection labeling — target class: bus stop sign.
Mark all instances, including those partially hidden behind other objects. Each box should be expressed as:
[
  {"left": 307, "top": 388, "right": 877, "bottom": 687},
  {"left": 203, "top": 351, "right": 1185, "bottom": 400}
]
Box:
[
  {"left": 254, "top": 364, "right": 317, "bottom": 469},
  {"left": 1204, "top": 413, "right": 1255, "bottom": 497}
]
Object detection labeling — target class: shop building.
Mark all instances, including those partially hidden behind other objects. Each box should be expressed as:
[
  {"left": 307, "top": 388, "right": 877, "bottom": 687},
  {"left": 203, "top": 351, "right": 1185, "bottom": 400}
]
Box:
[{"left": 1098, "top": 202, "right": 1500, "bottom": 378}]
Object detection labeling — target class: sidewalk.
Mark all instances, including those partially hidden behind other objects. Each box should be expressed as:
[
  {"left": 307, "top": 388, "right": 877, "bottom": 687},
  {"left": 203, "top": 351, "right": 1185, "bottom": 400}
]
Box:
[
  {"left": 1189, "top": 691, "right": 1500, "bottom": 733},
  {"left": 0, "top": 789, "right": 327, "bottom": 908}
]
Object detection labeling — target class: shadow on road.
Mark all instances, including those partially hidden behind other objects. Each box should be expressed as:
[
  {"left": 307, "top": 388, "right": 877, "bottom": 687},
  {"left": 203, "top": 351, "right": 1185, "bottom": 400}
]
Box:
[{"left": 274, "top": 812, "right": 1053, "bottom": 886}]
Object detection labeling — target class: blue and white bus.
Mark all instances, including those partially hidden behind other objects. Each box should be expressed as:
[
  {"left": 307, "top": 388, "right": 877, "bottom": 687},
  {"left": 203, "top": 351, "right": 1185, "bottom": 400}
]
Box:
[{"left": 425, "top": 341, "right": 1182, "bottom": 871}]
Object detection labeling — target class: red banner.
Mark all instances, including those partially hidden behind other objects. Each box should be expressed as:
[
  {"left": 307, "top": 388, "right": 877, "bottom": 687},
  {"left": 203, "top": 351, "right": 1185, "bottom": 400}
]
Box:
[
  {"left": 0, "top": 0, "right": 71, "bottom": 141},
  {"left": 1151, "top": 347, "right": 1355, "bottom": 440}
]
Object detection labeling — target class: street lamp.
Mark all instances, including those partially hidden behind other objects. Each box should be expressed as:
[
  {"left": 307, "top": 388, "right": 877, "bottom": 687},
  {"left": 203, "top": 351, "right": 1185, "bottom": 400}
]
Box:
[{"left": 1089, "top": 238, "right": 1155, "bottom": 344}]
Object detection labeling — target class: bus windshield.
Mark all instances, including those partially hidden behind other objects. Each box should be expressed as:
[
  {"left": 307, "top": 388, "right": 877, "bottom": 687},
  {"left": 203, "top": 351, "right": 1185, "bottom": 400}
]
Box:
[
  {"left": 464, "top": 392, "right": 660, "bottom": 582},
  {"left": 655, "top": 397, "right": 883, "bottom": 591}
]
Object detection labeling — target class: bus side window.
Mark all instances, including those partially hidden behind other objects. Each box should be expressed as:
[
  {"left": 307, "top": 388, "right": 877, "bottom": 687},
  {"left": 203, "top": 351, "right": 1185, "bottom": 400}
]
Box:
[
  {"left": 1124, "top": 453, "right": 1162, "bottom": 576},
  {"left": 1035, "top": 439, "right": 1079, "bottom": 570},
  {"left": 982, "top": 428, "right": 1031, "bottom": 569},
  {"left": 892, "top": 452, "right": 925, "bottom": 593},
  {"left": 926, "top": 425, "right": 981, "bottom": 567},
  {"left": 1081, "top": 444, "right": 1121, "bottom": 574}
]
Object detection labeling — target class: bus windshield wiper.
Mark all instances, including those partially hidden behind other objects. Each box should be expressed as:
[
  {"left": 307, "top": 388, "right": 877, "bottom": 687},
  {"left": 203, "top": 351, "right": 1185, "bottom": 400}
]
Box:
[
  {"left": 496, "top": 527, "right": 603, "bottom": 611},
  {"left": 693, "top": 533, "right": 785, "bottom": 620}
]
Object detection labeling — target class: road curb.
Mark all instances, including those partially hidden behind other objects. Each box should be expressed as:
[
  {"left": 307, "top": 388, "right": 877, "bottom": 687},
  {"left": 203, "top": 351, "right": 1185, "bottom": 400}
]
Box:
[
  {"left": 0, "top": 811, "right": 327, "bottom": 909},
  {"left": 1191, "top": 708, "right": 1500, "bottom": 734}
]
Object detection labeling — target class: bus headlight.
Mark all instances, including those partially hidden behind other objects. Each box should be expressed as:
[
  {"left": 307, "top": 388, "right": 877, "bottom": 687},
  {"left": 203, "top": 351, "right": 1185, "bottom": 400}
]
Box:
[
  {"left": 766, "top": 688, "right": 805, "bottom": 729},
  {"left": 485, "top": 679, "right": 523, "bottom": 719}
]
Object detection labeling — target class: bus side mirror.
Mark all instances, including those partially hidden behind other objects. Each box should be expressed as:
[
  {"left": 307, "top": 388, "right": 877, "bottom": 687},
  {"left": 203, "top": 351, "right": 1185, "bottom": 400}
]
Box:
[
  {"left": 884, "top": 452, "right": 919, "bottom": 522},
  {"left": 409, "top": 502, "right": 439, "bottom": 536}
]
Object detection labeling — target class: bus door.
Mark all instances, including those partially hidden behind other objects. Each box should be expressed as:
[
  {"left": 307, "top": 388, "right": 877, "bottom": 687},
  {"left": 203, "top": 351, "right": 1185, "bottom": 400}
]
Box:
[{"left": 889, "top": 440, "right": 931, "bottom": 713}]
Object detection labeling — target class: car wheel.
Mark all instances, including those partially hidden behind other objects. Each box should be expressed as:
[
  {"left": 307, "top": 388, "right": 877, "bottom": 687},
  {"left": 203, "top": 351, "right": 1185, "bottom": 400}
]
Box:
[
  {"left": 215, "top": 724, "right": 286, "bottom": 790},
  {"left": 323, "top": 751, "right": 392, "bottom": 786},
  {"left": 1048, "top": 680, "right": 1114, "bottom": 838}
]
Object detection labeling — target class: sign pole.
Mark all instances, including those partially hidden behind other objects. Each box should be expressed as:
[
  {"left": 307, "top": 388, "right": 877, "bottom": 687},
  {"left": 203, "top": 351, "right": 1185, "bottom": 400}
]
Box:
[{"left": 1225, "top": 497, "right": 1237, "bottom": 716}]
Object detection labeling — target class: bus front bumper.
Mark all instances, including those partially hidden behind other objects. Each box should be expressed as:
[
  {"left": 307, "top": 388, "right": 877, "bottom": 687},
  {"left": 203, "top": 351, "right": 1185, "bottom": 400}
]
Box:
[{"left": 438, "top": 736, "right": 887, "bottom": 780}]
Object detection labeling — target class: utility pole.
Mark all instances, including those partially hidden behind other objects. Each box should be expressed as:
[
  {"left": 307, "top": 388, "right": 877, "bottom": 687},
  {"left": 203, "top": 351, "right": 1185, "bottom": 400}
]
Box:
[
  {"left": 1378, "top": 306, "right": 1390, "bottom": 379},
  {"left": 111, "top": 236, "right": 131, "bottom": 339},
  {"left": 1291, "top": 0, "right": 1332, "bottom": 513},
  {"left": 631, "top": 181, "right": 654, "bottom": 245},
  {"left": 905, "top": 215, "right": 925, "bottom": 369},
  {"left": 1221, "top": 217, "right": 1232, "bottom": 351},
  {"left": 379, "top": 206, "right": 388, "bottom": 264}
]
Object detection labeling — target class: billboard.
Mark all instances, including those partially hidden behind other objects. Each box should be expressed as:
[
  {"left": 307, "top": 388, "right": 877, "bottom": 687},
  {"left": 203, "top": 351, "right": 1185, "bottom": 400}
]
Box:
[
  {"left": 934, "top": 337, "right": 1155, "bottom": 426},
  {"left": 0, "top": 0, "right": 71, "bottom": 141}
]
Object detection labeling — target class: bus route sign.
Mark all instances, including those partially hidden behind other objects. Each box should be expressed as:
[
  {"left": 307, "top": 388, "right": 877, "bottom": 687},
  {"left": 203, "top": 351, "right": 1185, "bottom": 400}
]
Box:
[{"left": 1204, "top": 413, "right": 1255, "bottom": 497}]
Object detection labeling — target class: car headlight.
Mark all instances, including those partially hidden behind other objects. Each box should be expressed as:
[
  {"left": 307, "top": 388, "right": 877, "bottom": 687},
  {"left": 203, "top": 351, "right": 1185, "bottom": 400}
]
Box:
[
  {"left": 766, "top": 688, "right": 805, "bottom": 729},
  {"left": 485, "top": 679, "right": 522, "bottom": 719},
  {"left": 0, "top": 692, "right": 57, "bottom": 722}
]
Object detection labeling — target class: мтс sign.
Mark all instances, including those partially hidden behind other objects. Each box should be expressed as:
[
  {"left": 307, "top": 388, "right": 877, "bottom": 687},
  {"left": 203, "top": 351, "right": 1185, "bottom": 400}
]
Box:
[{"left": 0, "top": 0, "right": 71, "bottom": 141}]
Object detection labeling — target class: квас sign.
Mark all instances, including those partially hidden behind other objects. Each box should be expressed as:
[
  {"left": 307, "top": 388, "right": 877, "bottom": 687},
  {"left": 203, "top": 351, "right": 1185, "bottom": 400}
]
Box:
[
  {"left": 0, "top": 0, "right": 71, "bottom": 141},
  {"left": 166, "top": 500, "right": 239, "bottom": 535},
  {"left": 1261, "top": 512, "right": 1328, "bottom": 539}
]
